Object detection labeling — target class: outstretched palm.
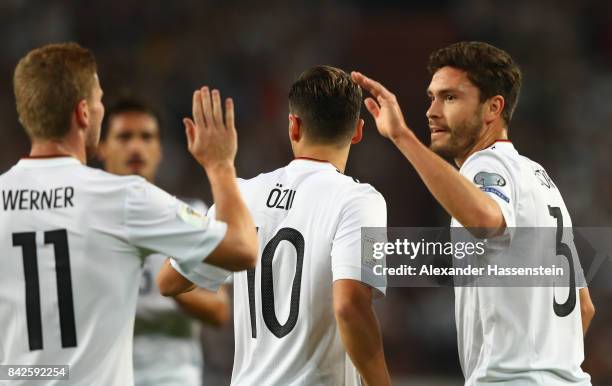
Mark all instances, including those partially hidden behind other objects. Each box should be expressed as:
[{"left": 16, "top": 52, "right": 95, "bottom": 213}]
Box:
[
  {"left": 183, "top": 86, "right": 238, "bottom": 169},
  {"left": 351, "top": 71, "right": 410, "bottom": 141}
]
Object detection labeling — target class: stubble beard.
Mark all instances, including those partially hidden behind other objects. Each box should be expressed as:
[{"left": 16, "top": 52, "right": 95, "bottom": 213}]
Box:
[{"left": 429, "top": 109, "right": 483, "bottom": 160}]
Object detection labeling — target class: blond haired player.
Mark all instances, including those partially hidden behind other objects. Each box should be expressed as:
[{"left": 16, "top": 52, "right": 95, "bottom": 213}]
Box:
[{"left": 1, "top": 43, "right": 256, "bottom": 385}]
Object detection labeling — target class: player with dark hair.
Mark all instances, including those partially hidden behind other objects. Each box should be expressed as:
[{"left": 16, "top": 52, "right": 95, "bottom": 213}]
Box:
[
  {"left": 98, "top": 98, "right": 230, "bottom": 386},
  {"left": 1, "top": 42, "right": 257, "bottom": 385},
  {"left": 353, "top": 41, "right": 594, "bottom": 385},
  {"left": 163, "top": 65, "right": 390, "bottom": 386},
  {"left": 99, "top": 98, "right": 163, "bottom": 182}
]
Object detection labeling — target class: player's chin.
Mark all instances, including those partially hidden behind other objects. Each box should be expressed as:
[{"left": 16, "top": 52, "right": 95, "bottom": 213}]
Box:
[
  {"left": 430, "top": 140, "right": 459, "bottom": 159},
  {"left": 429, "top": 138, "right": 448, "bottom": 154}
]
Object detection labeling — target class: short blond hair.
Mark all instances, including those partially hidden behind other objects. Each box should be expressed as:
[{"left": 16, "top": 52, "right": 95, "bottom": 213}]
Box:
[{"left": 13, "top": 42, "right": 97, "bottom": 140}]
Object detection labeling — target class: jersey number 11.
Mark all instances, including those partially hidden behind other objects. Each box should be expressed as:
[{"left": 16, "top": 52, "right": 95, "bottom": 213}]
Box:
[{"left": 12, "top": 229, "right": 77, "bottom": 351}]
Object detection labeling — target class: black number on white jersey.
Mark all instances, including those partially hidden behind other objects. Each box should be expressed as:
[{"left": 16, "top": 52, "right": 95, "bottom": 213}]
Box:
[
  {"left": 12, "top": 229, "right": 77, "bottom": 350},
  {"left": 247, "top": 227, "right": 304, "bottom": 338},
  {"left": 548, "top": 206, "right": 577, "bottom": 317}
]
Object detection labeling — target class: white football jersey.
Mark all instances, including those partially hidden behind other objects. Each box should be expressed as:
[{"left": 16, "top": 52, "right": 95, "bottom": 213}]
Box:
[
  {"left": 0, "top": 157, "right": 226, "bottom": 386},
  {"left": 133, "top": 199, "right": 208, "bottom": 386},
  {"left": 174, "top": 158, "right": 387, "bottom": 386},
  {"left": 451, "top": 141, "right": 591, "bottom": 385}
]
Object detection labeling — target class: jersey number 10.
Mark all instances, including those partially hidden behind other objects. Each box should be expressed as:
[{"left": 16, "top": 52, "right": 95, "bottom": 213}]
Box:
[
  {"left": 12, "top": 229, "right": 77, "bottom": 351},
  {"left": 246, "top": 227, "right": 304, "bottom": 339}
]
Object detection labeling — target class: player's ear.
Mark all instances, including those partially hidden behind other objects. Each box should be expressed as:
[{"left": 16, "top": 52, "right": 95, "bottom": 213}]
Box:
[
  {"left": 289, "top": 114, "right": 302, "bottom": 142},
  {"left": 485, "top": 95, "right": 505, "bottom": 124},
  {"left": 74, "top": 99, "right": 89, "bottom": 129},
  {"left": 351, "top": 118, "right": 364, "bottom": 144}
]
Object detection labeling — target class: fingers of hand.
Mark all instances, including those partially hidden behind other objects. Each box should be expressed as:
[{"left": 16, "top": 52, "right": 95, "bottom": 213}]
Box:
[
  {"left": 225, "top": 98, "right": 235, "bottom": 131},
  {"left": 352, "top": 71, "right": 395, "bottom": 101},
  {"left": 351, "top": 71, "right": 377, "bottom": 95},
  {"left": 193, "top": 90, "right": 206, "bottom": 128},
  {"left": 200, "top": 86, "right": 213, "bottom": 128},
  {"left": 183, "top": 118, "right": 196, "bottom": 149},
  {"left": 211, "top": 89, "right": 224, "bottom": 129},
  {"left": 364, "top": 97, "right": 381, "bottom": 118}
]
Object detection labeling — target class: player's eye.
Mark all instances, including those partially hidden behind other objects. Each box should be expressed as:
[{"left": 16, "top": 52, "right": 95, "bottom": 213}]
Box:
[
  {"left": 117, "top": 133, "right": 132, "bottom": 142},
  {"left": 445, "top": 94, "right": 456, "bottom": 102}
]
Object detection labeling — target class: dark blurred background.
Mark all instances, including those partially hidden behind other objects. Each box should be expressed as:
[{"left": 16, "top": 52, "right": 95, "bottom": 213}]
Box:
[{"left": 1, "top": 0, "right": 611, "bottom": 385}]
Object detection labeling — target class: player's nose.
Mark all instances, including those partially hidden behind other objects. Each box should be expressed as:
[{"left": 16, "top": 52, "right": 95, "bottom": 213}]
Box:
[
  {"left": 426, "top": 99, "right": 442, "bottom": 119},
  {"left": 126, "top": 138, "right": 146, "bottom": 153}
]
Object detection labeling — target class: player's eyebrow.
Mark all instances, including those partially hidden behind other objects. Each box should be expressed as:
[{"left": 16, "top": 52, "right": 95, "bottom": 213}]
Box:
[{"left": 426, "top": 87, "right": 462, "bottom": 97}]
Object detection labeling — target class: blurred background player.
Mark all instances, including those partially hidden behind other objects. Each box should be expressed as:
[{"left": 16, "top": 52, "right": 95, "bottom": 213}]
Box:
[
  {"left": 97, "top": 98, "right": 230, "bottom": 386},
  {"left": 0, "top": 42, "right": 257, "bottom": 385},
  {"left": 163, "top": 66, "right": 391, "bottom": 386},
  {"left": 353, "top": 41, "right": 595, "bottom": 385}
]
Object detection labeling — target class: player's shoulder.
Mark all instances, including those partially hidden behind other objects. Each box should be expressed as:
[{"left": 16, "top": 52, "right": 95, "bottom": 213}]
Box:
[
  {"left": 0, "top": 164, "right": 17, "bottom": 182},
  {"left": 85, "top": 166, "right": 155, "bottom": 195},
  {"left": 330, "top": 172, "right": 386, "bottom": 211},
  {"left": 461, "top": 141, "right": 522, "bottom": 176},
  {"left": 0, "top": 159, "right": 145, "bottom": 188},
  {"left": 343, "top": 174, "right": 382, "bottom": 196},
  {"left": 77, "top": 166, "right": 175, "bottom": 206},
  {"left": 236, "top": 167, "right": 284, "bottom": 192}
]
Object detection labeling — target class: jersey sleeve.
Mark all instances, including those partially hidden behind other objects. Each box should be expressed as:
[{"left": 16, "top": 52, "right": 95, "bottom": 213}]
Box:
[
  {"left": 461, "top": 151, "right": 518, "bottom": 229},
  {"left": 331, "top": 185, "right": 387, "bottom": 298},
  {"left": 169, "top": 257, "right": 231, "bottom": 291},
  {"left": 206, "top": 203, "right": 216, "bottom": 218},
  {"left": 124, "top": 179, "right": 227, "bottom": 273}
]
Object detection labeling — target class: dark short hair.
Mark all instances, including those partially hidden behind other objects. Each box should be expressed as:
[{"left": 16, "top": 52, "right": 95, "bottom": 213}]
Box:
[
  {"left": 289, "top": 65, "right": 362, "bottom": 145},
  {"left": 101, "top": 97, "right": 160, "bottom": 140},
  {"left": 14, "top": 42, "right": 97, "bottom": 140},
  {"left": 428, "top": 41, "right": 522, "bottom": 125}
]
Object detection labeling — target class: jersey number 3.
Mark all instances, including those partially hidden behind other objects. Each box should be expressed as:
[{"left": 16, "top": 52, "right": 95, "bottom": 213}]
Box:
[
  {"left": 12, "top": 229, "right": 77, "bottom": 351},
  {"left": 548, "top": 206, "right": 577, "bottom": 317},
  {"left": 247, "top": 227, "right": 304, "bottom": 339}
]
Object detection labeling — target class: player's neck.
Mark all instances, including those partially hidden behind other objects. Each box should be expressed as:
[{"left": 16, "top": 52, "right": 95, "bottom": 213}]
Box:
[
  {"left": 30, "top": 134, "right": 86, "bottom": 164},
  {"left": 454, "top": 126, "right": 508, "bottom": 168},
  {"left": 294, "top": 144, "right": 350, "bottom": 173}
]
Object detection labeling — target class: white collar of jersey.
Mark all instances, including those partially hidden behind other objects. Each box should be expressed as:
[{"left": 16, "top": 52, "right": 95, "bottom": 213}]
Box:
[
  {"left": 460, "top": 140, "right": 515, "bottom": 170},
  {"left": 289, "top": 158, "right": 338, "bottom": 171},
  {"left": 16, "top": 156, "right": 81, "bottom": 168},
  {"left": 488, "top": 139, "right": 514, "bottom": 150}
]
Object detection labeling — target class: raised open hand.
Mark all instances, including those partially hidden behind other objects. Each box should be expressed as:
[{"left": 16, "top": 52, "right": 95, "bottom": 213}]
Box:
[{"left": 183, "top": 86, "right": 238, "bottom": 170}]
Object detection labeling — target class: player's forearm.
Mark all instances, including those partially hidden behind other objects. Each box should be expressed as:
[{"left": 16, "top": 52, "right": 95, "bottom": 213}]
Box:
[
  {"left": 205, "top": 162, "right": 258, "bottom": 269},
  {"left": 336, "top": 304, "right": 390, "bottom": 386},
  {"left": 392, "top": 129, "right": 504, "bottom": 235},
  {"left": 174, "top": 287, "right": 230, "bottom": 327},
  {"left": 205, "top": 162, "right": 242, "bottom": 222},
  {"left": 157, "top": 259, "right": 197, "bottom": 296},
  {"left": 579, "top": 288, "right": 595, "bottom": 337}
]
